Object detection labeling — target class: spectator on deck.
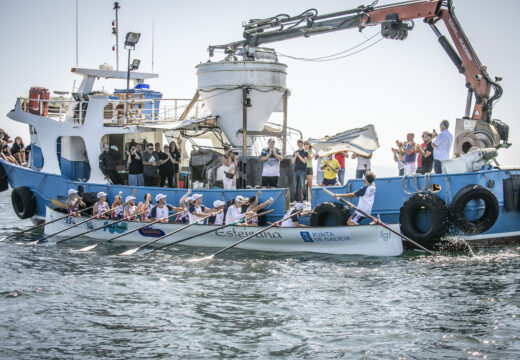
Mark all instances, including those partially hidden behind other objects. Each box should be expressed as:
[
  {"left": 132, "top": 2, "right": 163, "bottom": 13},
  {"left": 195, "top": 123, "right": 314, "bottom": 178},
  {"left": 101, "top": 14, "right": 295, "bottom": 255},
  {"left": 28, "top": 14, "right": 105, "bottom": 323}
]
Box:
[
  {"left": 315, "top": 154, "right": 324, "bottom": 186},
  {"left": 260, "top": 138, "right": 283, "bottom": 188},
  {"left": 1, "top": 139, "right": 18, "bottom": 165},
  {"left": 291, "top": 139, "right": 308, "bottom": 202},
  {"left": 99, "top": 143, "right": 122, "bottom": 184},
  {"left": 335, "top": 151, "right": 348, "bottom": 185},
  {"left": 320, "top": 154, "right": 340, "bottom": 186},
  {"left": 433, "top": 119, "right": 453, "bottom": 174},
  {"left": 416, "top": 131, "right": 434, "bottom": 174},
  {"left": 11, "top": 136, "right": 26, "bottom": 166},
  {"left": 304, "top": 141, "right": 315, "bottom": 195},
  {"left": 142, "top": 143, "right": 159, "bottom": 186},
  {"left": 352, "top": 153, "right": 372, "bottom": 179},
  {"left": 221, "top": 146, "right": 238, "bottom": 190},
  {"left": 400, "top": 133, "right": 417, "bottom": 175},
  {"left": 169, "top": 141, "right": 182, "bottom": 188},
  {"left": 334, "top": 171, "right": 376, "bottom": 226},
  {"left": 158, "top": 144, "right": 175, "bottom": 188},
  {"left": 126, "top": 145, "right": 144, "bottom": 186},
  {"left": 391, "top": 145, "right": 405, "bottom": 176}
]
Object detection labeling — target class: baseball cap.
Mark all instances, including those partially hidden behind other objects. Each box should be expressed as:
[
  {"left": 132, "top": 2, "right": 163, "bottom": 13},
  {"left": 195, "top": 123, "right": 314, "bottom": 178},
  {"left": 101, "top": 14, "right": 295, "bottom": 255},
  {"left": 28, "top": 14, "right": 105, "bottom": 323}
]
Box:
[
  {"left": 294, "top": 203, "right": 305, "bottom": 211},
  {"left": 191, "top": 194, "right": 203, "bottom": 201},
  {"left": 213, "top": 200, "right": 225, "bottom": 208},
  {"left": 68, "top": 189, "right": 78, "bottom": 195},
  {"left": 155, "top": 193, "right": 167, "bottom": 202},
  {"left": 125, "top": 195, "right": 136, "bottom": 203},
  {"left": 97, "top": 192, "right": 107, "bottom": 198}
]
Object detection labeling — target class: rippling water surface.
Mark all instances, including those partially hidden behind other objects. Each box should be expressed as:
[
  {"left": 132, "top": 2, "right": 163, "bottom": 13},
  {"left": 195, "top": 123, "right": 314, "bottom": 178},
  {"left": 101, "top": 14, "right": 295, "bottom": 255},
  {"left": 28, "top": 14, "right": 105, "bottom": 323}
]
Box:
[{"left": 1, "top": 190, "right": 519, "bottom": 359}]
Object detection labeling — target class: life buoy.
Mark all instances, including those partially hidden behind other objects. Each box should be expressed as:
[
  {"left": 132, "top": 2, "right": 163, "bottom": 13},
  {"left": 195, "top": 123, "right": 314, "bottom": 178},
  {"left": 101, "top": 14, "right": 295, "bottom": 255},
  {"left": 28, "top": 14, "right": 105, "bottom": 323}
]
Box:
[
  {"left": 310, "top": 202, "right": 350, "bottom": 226},
  {"left": 11, "top": 186, "right": 36, "bottom": 219},
  {"left": 399, "top": 193, "right": 450, "bottom": 244},
  {"left": 450, "top": 185, "right": 499, "bottom": 234},
  {"left": 0, "top": 163, "right": 8, "bottom": 192}
]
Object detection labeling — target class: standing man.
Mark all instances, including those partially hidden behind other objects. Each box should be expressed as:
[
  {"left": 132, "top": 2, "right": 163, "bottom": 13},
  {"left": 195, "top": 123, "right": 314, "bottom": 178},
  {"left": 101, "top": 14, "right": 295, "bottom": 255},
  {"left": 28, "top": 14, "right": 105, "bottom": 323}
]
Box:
[
  {"left": 142, "top": 143, "right": 159, "bottom": 186},
  {"left": 334, "top": 151, "right": 348, "bottom": 185},
  {"left": 401, "top": 133, "right": 417, "bottom": 175},
  {"left": 320, "top": 154, "right": 340, "bottom": 186},
  {"left": 99, "top": 143, "right": 122, "bottom": 184},
  {"left": 433, "top": 120, "right": 453, "bottom": 174},
  {"left": 416, "top": 131, "right": 434, "bottom": 174},
  {"left": 260, "top": 138, "right": 283, "bottom": 188},
  {"left": 158, "top": 144, "right": 175, "bottom": 188},
  {"left": 352, "top": 153, "right": 372, "bottom": 179},
  {"left": 291, "top": 139, "right": 308, "bottom": 203}
]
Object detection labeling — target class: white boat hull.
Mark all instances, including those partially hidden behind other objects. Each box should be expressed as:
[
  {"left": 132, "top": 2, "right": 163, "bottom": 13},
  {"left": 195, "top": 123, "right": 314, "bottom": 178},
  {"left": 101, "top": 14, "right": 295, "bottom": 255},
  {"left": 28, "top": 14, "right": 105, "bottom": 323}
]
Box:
[{"left": 44, "top": 208, "right": 403, "bottom": 256}]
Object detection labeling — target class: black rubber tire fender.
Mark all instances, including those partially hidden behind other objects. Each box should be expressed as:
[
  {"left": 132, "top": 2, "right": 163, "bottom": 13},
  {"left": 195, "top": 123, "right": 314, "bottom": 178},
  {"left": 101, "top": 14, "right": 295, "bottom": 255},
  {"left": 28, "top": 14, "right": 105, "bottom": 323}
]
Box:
[
  {"left": 11, "top": 186, "right": 37, "bottom": 219},
  {"left": 399, "top": 192, "right": 450, "bottom": 245},
  {"left": 310, "top": 202, "right": 350, "bottom": 226},
  {"left": 450, "top": 184, "right": 499, "bottom": 235}
]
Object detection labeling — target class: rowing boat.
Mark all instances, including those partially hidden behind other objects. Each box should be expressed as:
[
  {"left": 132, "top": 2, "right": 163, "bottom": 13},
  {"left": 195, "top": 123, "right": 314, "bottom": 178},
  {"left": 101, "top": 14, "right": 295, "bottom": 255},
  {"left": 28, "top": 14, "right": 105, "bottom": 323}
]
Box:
[{"left": 42, "top": 207, "right": 403, "bottom": 256}]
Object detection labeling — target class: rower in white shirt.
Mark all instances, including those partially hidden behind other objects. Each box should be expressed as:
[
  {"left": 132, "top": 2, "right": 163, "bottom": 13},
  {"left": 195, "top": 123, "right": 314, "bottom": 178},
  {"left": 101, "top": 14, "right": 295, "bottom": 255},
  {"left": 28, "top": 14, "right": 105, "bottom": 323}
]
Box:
[{"left": 225, "top": 196, "right": 253, "bottom": 225}]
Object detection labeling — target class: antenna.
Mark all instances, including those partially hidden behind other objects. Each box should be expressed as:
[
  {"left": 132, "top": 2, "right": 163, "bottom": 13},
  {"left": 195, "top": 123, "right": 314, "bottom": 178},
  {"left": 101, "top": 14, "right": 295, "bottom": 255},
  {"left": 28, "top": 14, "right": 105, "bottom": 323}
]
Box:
[
  {"left": 75, "top": 0, "right": 79, "bottom": 67},
  {"left": 113, "top": 2, "right": 120, "bottom": 70},
  {"left": 152, "top": 18, "right": 155, "bottom": 72}
]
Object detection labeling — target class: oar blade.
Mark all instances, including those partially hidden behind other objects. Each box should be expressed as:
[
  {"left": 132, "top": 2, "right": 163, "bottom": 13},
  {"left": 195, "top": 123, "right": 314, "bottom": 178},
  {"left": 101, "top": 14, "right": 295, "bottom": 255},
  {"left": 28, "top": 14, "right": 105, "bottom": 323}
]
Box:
[
  {"left": 26, "top": 240, "right": 40, "bottom": 246},
  {"left": 188, "top": 254, "right": 214, "bottom": 263},
  {"left": 75, "top": 244, "right": 98, "bottom": 252},
  {"left": 119, "top": 247, "right": 139, "bottom": 256},
  {"left": 0, "top": 236, "right": 8, "bottom": 242}
]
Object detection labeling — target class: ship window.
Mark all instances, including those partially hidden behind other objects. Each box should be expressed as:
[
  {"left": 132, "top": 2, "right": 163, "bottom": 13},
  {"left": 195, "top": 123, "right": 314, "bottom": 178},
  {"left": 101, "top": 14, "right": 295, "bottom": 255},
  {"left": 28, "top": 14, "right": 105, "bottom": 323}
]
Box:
[{"left": 56, "top": 136, "right": 91, "bottom": 181}]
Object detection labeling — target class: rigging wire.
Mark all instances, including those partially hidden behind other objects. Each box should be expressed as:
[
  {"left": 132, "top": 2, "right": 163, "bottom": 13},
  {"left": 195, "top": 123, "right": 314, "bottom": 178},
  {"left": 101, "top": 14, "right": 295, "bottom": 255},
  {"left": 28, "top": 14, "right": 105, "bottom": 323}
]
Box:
[{"left": 277, "top": 33, "right": 384, "bottom": 62}]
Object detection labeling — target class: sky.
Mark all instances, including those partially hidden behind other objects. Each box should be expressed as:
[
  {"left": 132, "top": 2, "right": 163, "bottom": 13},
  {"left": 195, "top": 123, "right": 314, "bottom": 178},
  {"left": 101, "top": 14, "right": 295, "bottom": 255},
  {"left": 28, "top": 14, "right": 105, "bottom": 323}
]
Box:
[{"left": 1, "top": 0, "right": 519, "bottom": 178}]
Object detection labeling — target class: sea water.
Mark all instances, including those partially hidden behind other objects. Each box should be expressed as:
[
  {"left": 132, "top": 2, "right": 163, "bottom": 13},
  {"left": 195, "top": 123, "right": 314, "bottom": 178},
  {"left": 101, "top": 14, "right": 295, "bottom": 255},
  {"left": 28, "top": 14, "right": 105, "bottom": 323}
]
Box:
[{"left": 0, "top": 190, "right": 519, "bottom": 359}]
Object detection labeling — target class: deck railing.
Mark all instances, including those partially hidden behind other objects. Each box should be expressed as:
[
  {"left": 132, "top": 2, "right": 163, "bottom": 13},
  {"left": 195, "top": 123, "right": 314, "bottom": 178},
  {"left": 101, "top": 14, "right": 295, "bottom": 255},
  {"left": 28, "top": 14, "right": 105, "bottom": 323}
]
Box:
[{"left": 18, "top": 96, "right": 200, "bottom": 126}]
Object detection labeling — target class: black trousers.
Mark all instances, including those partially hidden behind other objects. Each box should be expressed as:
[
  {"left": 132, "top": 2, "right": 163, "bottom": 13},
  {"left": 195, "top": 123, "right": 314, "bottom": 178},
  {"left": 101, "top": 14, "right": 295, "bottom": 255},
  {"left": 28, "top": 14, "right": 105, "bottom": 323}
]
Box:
[
  {"left": 160, "top": 171, "right": 174, "bottom": 188},
  {"left": 106, "top": 170, "right": 121, "bottom": 185},
  {"left": 144, "top": 175, "right": 158, "bottom": 186}
]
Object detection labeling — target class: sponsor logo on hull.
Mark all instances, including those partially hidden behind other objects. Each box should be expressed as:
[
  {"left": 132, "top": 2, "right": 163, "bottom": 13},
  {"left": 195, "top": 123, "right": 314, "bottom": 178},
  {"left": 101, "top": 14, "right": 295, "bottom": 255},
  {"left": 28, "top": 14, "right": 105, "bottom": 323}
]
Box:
[
  {"left": 299, "top": 231, "right": 352, "bottom": 243},
  {"left": 102, "top": 221, "right": 128, "bottom": 234},
  {"left": 138, "top": 227, "right": 165, "bottom": 237},
  {"left": 215, "top": 227, "right": 282, "bottom": 239}
]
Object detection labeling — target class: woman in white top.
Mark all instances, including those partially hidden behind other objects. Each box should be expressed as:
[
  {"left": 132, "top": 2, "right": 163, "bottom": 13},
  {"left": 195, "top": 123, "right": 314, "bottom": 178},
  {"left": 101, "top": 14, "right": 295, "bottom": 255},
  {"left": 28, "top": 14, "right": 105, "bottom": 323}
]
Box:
[
  {"left": 93, "top": 192, "right": 110, "bottom": 219},
  {"left": 221, "top": 146, "right": 238, "bottom": 190},
  {"left": 124, "top": 195, "right": 139, "bottom": 221}
]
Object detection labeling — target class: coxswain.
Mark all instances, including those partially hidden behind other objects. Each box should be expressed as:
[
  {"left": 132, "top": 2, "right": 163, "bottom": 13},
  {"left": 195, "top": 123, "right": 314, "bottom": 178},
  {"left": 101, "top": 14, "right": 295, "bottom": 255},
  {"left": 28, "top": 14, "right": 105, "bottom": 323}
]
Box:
[
  {"left": 225, "top": 196, "right": 253, "bottom": 225},
  {"left": 124, "top": 195, "right": 139, "bottom": 221},
  {"left": 66, "top": 189, "right": 85, "bottom": 217},
  {"left": 280, "top": 202, "right": 305, "bottom": 227},
  {"left": 150, "top": 194, "right": 182, "bottom": 222},
  {"left": 333, "top": 171, "right": 376, "bottom": 225},
  {"left": 208, "top": 200, "right": 226, "bottom": 225},
  {"left": 188, "top": 194, "right": 214, "bottom": 224},
  {"left": 93, "top": 192, "right": 110, "bottom": 219},
  {"left": 246, "top": 191, "right": 273, "bottom": 226}
]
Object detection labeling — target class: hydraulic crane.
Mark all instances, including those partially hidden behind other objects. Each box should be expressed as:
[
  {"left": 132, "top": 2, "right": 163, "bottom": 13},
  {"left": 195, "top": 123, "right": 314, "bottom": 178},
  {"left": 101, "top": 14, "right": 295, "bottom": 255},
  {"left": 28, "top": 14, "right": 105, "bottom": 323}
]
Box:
[{"left": 209, "top": 0, "right": 510, "bottom": 154}]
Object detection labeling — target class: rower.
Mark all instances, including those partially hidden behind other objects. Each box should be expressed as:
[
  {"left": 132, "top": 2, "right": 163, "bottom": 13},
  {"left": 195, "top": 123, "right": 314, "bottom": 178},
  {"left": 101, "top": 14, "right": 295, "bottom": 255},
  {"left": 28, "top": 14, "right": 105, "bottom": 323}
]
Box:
[
  {"left": 225, "top": 196, "right": 253, "bottom": 225},
  {"left": 281, "top": 203, "right": 305, "bottom": 227},
  {"left": 137, "top": 193, "right": 153, "bottom": 222},
  {"left": 150, "top": 194, "right": 182, "bottom": 222},
  {"left": 66, "top": 189, "right": 85, "bottom": 217},
  {"left": 124, "top": 195, "right": 139, "bottom": 221},
  {"left": 188, "top": 193, "right": 213, "bottom": 224},
  {"left": 246, "top": 191, "right": 273, "bottom": 226},
  {"left": 333, "top": 171, "right": 376, "bottom": 226},
  {"left": 111, "top": 191, "right": 124, "bottom": 219},
  {"left": 208, "top": 200, "right": 226, "bottom": 225},
  {"left": 177, "top": 191, "right": 193, "bottom": 224},
  {"left": 93, "top": 192, "right": 110, "bottom": 219}
]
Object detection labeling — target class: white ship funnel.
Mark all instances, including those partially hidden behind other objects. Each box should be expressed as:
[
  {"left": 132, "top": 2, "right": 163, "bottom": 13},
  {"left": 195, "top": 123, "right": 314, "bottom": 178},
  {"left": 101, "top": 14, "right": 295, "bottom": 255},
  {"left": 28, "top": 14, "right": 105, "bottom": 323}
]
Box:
[{"left": 196, "top": 61, "right": 287, "bottom": 147}]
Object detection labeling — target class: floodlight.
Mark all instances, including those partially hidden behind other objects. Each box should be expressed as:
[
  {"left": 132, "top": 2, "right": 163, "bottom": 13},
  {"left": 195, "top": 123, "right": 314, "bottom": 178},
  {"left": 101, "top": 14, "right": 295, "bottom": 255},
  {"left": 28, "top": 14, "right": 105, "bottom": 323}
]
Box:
[
  {"left": 131, "top": 59, "right": 141, "bottom": 70},
  {"left": 124, "top": 32, "right": 141, "bottom": 48}
]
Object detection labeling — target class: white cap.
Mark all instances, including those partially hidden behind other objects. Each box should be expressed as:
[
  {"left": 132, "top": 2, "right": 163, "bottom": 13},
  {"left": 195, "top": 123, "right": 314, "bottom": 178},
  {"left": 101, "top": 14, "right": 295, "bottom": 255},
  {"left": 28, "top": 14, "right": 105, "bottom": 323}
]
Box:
[
  {"left": 213, "top": 200, "right": 225, "bottom": 208},
  {"left": 125, "top": 195, "right": 136, "bottom": 203},
  {"left": 294, "top": 203, "right": 305, "bottom": 211},
  {"left": 235, "top": 195, "right": 244, "bottom": 203},
  {"left": 156, "top": 193, "right": 167, "bottom": 202},
  {"left": 191, "top": 193, "right": 203, "bottom": 201},
  {"left": 68, "top": 189, "right": 78, "bottom": 195},
  {"left": 97, "top": 192, "right": 107, "bottom": 199}
]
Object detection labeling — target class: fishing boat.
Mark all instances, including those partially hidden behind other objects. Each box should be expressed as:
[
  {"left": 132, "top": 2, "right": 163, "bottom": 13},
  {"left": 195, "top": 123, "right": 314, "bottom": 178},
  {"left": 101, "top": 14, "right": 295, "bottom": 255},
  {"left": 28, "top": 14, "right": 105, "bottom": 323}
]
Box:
[
  {"left": 1, "top": 0, "right": 520, "bottom": 254},
  {"left": 41, "top": 207, "right": 403, "bottom": 257}
]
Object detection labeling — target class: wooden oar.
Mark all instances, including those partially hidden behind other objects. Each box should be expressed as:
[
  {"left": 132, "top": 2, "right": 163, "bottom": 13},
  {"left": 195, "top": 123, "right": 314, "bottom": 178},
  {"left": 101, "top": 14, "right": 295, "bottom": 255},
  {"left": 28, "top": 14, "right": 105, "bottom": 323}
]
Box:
[
  {"left": 145, "top": 209, "right": 275, "bottom": 255},
  {"left": 28, "top": 204, "right": 123, "bottom": 245},
  {"left": 57, "top": 208, "right": 149, "bottom": 244},
  {"left": 191, "top": 210, "right": 304, "bottom": 261},
  {"left": 75, "top": 211, "right": 182, "bottom": 252},
  {"left": 322, "top": 187, "right": 436, "bottom": 256},
  {"left": 0, "top": 203, "right": 94, "bottom": 243},
  {"left": 119, "top": 213, "right": 213, "bottom": 256}
]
